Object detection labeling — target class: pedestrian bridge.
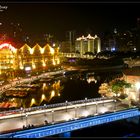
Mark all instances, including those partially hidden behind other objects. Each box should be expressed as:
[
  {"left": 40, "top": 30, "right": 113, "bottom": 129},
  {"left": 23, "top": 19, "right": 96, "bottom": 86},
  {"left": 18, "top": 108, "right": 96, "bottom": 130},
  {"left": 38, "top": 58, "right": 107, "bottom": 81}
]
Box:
[
  {"left": 0, "top": 108, "right": 140, "bottom": 138},
  {"left": 0, "top": 97, "right": 140, "bottom": 138}
]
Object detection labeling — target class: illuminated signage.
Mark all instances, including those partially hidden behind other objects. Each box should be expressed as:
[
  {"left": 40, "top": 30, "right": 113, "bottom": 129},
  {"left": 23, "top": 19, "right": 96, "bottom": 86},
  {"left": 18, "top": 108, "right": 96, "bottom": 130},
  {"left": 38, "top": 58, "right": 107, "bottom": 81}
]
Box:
[{"left": 0, "top": 43, "right": 17, "bottom": 53}]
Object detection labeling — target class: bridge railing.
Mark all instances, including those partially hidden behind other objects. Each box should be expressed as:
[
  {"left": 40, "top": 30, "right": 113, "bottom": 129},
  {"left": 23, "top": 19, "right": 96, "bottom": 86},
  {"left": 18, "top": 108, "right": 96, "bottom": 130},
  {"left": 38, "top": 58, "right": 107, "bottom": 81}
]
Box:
[{"left": 0, "top": 97, "right": 111, "bottom": 116}]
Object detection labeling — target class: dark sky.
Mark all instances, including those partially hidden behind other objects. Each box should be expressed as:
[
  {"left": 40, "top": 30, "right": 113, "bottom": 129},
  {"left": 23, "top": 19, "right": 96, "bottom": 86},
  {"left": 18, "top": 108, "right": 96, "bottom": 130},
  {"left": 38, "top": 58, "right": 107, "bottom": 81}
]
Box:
[{"left": 0, "top": 2, "right": 140, "bottom": 40}]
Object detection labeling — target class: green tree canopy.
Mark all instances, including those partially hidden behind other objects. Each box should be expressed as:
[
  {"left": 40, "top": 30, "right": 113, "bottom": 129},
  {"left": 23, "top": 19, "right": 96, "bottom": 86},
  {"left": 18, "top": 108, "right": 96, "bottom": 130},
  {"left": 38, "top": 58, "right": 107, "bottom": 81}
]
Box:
[{"left": 111, "top": 79, "right": 131, "bottom": 93}]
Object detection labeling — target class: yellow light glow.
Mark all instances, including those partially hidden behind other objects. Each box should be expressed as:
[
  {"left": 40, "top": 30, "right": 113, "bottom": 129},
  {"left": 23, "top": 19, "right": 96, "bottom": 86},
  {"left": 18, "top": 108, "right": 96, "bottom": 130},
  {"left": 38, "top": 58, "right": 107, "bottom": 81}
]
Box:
[
  {"left": 57, "top": 59, "right": 60, "bottom": 64},
  {"left": 10, "top": 60, "right": 13, "bottom": 63},
  {"left": 50, "top": 47, "right": 54, "bottom": 55},
  {"left": 43, "top": 83, "right": 46, "bottom": 87},
  {"left": 30, "top": 48, "right": 34, "bottom": 54},
  {"left": 41, "top": 94, "right": 46, "bottom": 101},
  {"left": 20, "top": 66, "right": 24, "bottom": 69},
  {"left": 32, "top": 63, "right": 36, "bottom": 69},
  {"left": 52, "top": 59, "right": 56, "bottom": 65},
  {"left": 42, "top": 62, "right": 46, "bottom": 67},
  {"left": 40, "top": 48, "right": 44, "bottom": 54},
  {"left": 31, "top": 98, "right": 36, "bottom": 106},
  {"left": 51, "top": 90, "right": 55, "bottom": 97}
]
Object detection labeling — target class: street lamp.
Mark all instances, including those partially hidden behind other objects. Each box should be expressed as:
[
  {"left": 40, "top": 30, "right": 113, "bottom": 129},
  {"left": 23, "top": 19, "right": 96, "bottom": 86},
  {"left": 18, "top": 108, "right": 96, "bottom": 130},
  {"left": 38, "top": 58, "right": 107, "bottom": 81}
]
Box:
[
  {"left": 114, "top": 100, "right": 117, "bottom": 112},
  {"left": 25, "top": 114, "right": 28, "bottom": 127},
  {"left": 75, "top": 106, "right": 77, "bottom": 119},
  {"left": 65, "top": 100, "right": 68, "bottom": 112},
  {"left": 85, "top": 97, "right": 87, "bottom": 109},
  {"left": 95, "top": 102, "right": 98, "bottom": 114},
  {"left": 51, "top": 110, "right": 54, "bottom": 124},
  {"left": 135, "top": 82, "right": 140, "bottom": 101},
  {"left": 20, "top": 107, "right": 23, "bottom": 119},
  {"left": 44, "top": 104, "right": 47, "bottom": 116},
  {"left": 102, "top": 95, "right": 104, "bottom": 106}
]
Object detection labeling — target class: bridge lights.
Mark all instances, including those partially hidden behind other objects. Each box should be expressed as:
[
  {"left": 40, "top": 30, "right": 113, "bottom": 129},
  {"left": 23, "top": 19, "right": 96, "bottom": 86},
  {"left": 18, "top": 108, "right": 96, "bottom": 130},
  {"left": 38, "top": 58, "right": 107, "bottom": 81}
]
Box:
[{"left": 85, "top": 97, "right": 87, "bottom": 109}]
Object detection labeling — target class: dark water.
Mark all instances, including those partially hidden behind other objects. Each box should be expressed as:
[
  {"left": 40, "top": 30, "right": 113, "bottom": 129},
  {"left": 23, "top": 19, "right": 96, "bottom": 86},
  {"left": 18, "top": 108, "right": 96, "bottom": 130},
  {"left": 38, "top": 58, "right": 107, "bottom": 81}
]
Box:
[
  {"left": 3, "top": 69, "right": 140, "bottom": 137},
  {"left": 46, "top": 70, "right": 140, "bottom": 138},
  {"left": 1, "top": 70, "right": 123, "bottom": 108}
]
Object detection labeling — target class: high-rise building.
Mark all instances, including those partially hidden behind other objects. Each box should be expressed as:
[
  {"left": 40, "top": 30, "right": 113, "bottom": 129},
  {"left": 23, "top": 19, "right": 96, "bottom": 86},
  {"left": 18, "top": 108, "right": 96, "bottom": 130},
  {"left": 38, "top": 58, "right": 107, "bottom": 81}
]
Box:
[
  {"left": 75, "top": 34, "right": 101, "bottom": 56},
  {"left": 102, "top": 28, "right": 137, "bottom": 52},
  {"left": 66, "top": 31, "right": 76, "bottom": 52}
]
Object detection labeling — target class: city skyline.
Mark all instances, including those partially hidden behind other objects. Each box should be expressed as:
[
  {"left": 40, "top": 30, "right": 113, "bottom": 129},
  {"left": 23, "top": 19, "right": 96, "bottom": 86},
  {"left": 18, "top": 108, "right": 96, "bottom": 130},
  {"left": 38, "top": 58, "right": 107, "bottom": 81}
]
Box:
[{"left": 0, "top": 2, "right": 140, "bottom": 41}]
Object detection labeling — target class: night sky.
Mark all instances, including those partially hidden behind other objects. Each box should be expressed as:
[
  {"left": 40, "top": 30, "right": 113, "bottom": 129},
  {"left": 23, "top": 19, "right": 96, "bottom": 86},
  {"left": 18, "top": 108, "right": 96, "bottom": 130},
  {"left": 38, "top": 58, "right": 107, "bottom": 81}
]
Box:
[{"left": 0, "top": 2, "right": 140, "bottom": 41}]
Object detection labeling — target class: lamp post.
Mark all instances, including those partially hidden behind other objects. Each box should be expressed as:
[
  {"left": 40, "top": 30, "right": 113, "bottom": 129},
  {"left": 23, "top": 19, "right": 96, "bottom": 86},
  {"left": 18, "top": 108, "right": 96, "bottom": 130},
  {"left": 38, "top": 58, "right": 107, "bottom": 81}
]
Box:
[
  {"left": 25, "top": 114, "right": 28, "bottom": 127},
  {"left": 75, "top": 106, "right": 77, "bottom": 119},
  {"left": 85, "top": 97, "right": 87, "bottom": 109},
  {"left": 20, "top": 107, "right": 23, "bottom": 119},
  {"left": 95, "top": 102, "right": 98, "bottom": 114},
  {"left": 65, "top": 100, "right": 68, "bottom": 112},
  {"left": 114, "top": 100, "right": 117, "bottom": 112},
  {"left": 44, "top": 104, "right": 46, "bottom": 116},
  {"left": 102, "top": 95, "right": 104, "bottom": 106},
  {"left": 51, "top": 110, "right": 54, "bottom": 123}
]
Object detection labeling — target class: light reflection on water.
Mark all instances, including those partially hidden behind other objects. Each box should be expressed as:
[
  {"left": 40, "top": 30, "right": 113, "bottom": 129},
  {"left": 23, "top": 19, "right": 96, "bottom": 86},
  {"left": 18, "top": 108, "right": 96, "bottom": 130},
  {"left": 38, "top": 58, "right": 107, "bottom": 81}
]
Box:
[
  {"left": 12, "top": 80, "right": 62, "bottom": 108},
  {"left": 1, "top": 70, "right": 123, "bottom": 109}
]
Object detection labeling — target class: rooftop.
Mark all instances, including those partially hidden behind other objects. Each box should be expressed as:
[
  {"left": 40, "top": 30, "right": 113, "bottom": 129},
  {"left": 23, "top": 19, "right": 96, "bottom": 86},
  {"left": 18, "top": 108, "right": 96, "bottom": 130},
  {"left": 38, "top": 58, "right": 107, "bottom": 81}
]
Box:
[{"left": 123, "top": 66, "right": 140, "bottom": 76}]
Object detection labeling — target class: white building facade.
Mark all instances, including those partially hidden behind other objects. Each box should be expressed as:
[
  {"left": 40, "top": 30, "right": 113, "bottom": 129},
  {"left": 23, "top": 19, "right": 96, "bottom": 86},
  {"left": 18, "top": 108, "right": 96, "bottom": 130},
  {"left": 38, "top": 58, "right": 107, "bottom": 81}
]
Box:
[{"left": 75, "top": 34, "right": 101, "bottom": 56}]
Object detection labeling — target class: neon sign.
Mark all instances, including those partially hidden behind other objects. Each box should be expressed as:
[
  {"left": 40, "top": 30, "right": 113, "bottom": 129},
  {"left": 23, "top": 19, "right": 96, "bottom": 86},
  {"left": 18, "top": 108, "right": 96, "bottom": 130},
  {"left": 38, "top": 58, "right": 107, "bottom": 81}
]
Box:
[{"left": 0, "top": 43, "right": 17, "bottom": 53}]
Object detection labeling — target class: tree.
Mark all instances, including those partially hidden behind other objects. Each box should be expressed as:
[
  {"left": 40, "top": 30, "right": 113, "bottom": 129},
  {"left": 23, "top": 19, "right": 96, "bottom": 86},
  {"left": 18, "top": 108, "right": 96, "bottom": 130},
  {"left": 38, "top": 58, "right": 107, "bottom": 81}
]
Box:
[{"left": 111, "top": 79, "right": 131, "bottom": 94}]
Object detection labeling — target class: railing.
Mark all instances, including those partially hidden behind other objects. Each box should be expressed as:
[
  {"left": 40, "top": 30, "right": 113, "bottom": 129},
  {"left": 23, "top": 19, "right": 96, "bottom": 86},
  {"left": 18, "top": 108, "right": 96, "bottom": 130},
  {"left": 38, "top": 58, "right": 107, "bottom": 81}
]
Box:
[
  {"left": 0, "top": 107, "right": 140, "bottom": 138},
  {"left": 0, "top": 97, "right": 110, "bottom": 116}
]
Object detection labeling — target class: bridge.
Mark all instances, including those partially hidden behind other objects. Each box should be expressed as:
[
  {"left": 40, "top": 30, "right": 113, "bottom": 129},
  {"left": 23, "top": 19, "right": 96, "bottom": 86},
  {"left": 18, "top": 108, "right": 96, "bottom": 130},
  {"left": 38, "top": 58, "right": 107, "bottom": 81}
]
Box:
[
  {"left": 59, "top": 52, "right": 95, "bottom": 59},
  {"left": 0, "top": 97, "right": 140, "bottom": 138}
]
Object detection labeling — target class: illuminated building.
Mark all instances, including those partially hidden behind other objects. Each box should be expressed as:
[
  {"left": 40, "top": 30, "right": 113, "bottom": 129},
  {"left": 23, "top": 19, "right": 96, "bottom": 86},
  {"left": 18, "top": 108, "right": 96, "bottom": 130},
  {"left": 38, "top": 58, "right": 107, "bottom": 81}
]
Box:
[
  {"left": 75, "top": 34, "right": 101, "bottom": 56},
  {"left": 0, "top": 42, "right": 60, "bottom": 79},
  {"left": 123, "top": 67, "right": 140, "bottom": 101}
]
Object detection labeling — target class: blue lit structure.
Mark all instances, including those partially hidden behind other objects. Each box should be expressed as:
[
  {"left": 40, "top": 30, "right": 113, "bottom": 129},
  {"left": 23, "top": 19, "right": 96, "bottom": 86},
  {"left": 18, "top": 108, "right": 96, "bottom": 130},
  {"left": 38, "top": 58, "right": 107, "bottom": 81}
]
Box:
[{"left": 0, "top": 107, "right": 140, "bottom": 138}]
